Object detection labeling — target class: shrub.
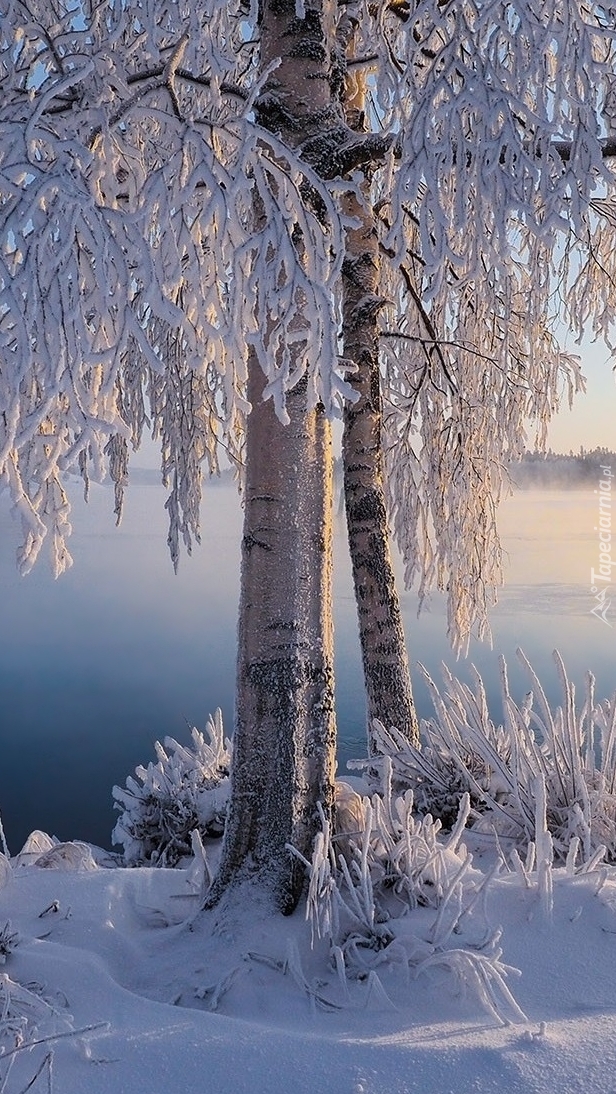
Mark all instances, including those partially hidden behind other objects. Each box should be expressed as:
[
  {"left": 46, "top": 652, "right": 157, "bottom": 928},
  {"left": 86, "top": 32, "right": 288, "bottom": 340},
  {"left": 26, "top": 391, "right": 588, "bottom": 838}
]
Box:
[
  {"left": 290, "top": 780, "right": 528, "bottom": 1025},
  {"left": 364, "top": 649, "right": 616, "bottom": 862},
  {"left": 112, "top": 710, "right": 230, "bottom": 866}
]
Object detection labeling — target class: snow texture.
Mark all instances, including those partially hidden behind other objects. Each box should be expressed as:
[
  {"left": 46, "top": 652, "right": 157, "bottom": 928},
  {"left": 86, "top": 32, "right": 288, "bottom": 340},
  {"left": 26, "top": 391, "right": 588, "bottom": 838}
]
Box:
[
  {"left": 1, "top": 653, "right": 616, "bottom": 1090},
  {"left": 3, "top": 794, "right": 616, "bottom": 1091}
]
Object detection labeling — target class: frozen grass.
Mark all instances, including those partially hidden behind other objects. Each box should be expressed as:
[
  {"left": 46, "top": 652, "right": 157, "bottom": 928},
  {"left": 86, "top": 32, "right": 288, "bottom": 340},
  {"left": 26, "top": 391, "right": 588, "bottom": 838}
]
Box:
[
  {"left": 112, "top": 709, "right": 230, "bottom": 866},
  {"left": 2, "top": 786, "right": 616, "bottom": 1093},
  {"left": 364, "top": 649, "right": 616, "bottom": 862}
]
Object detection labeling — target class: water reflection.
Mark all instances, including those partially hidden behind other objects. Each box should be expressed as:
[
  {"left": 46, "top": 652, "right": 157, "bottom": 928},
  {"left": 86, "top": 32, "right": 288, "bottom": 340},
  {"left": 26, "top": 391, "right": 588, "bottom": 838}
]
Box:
[{"left": 0, "top": 482, "right": 614, "bottom": 852}]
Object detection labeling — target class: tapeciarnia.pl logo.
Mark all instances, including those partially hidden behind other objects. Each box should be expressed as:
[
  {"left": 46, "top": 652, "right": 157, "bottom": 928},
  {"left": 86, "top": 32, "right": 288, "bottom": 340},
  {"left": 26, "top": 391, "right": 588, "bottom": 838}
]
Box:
[{"left": 590, "top": 465, "right": 614, "bottom": 627}]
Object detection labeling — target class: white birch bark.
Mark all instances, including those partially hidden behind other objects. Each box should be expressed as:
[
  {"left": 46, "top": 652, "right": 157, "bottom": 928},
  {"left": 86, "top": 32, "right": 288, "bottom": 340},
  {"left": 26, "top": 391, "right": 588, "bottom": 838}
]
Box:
[
  {"left": 340, "top": 63, "right": 420, "bottom": 749},
  {"left": 207, "top": 0, "right": 340, "bottom": 911},
  {"left": 207, "top": 363, "right": 336, "bottom": 911}
]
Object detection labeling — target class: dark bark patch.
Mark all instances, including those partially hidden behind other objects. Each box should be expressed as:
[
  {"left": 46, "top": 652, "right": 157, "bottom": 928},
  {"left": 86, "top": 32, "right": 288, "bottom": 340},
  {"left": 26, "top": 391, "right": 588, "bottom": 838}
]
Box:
[
  {"left": 347, "top": 488, "right": 387, "bottom": 525},
  {"left": 301, "top": 128, "right": 394, "bottom": 179},
  {"left": 342, "top": 251, "right": 378, "bottom": 285},
  {"left": 349, "top": 293, "right": 388, "bottom": 327},
  {"left": 242, "top": 532, "right": 273, "bottom": 552},
  {"left": 299, "top": 180, "right": 329, "bottom": 225},
  {"left": 284, "top": 3, "right": 326, "bottom": 60},
  {"left": 247, "top": 655, "right": 323, "bottom": 696},
  {"left": 267, "top": 0, "right": 298, "bottom": 14},
  {"left": 344, "top": 459, "right": 373, "bottom": 474},
  {"left": 290, "top": 38, "right": 327, "bottom": 61},
  {"left": 255, "top": 94, "right": 338, "bottom": 140},
  {"left": 285, "top": 10, "right": 324, "bottom": 37},
  {"left": 370, "top": 363, "right": 381, "bottom": 407},
  {"left": 255, "top": 92, "right": 302, "bottom": 134}
]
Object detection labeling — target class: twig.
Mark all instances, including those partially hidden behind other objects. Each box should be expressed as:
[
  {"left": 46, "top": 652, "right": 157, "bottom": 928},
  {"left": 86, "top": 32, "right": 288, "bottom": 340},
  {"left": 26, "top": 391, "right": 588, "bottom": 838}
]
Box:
[
  {"left": 0, "top": 1022, "right": 110, "bottom": 1061},
  {"left": 0, "top": 816, "right": 9, "bottom": 860}
]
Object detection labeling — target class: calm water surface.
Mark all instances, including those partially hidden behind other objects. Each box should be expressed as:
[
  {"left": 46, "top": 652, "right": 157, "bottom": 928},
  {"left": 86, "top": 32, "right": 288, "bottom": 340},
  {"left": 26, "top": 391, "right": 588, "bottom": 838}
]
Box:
[{"left": 1, "top": 479, "right": 614, "bottom": 852}]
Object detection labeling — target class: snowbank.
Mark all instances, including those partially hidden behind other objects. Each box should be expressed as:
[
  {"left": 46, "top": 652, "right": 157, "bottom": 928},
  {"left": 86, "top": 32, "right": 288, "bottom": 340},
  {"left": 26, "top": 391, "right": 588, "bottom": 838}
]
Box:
[{"left": 2, "top": 831, "right": 616, "bottom": 1094}]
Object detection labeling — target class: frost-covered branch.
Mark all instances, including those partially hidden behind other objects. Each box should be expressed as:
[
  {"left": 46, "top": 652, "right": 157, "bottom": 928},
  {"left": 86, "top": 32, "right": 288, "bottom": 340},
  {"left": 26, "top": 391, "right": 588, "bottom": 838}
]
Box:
[
  {"left": 358, "top": 0, "right": 616, "bottom": 651},
  {"left": 3, "top": 0, "right": 616, "bottom": 658},
  {"left": 0, "top": 0, "right": 350, "bottom": 571}
]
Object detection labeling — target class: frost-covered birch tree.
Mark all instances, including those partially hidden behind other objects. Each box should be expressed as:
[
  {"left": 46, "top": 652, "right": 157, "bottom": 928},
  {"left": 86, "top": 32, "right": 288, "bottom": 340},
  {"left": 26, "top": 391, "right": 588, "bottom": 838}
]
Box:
[
  {"left": 2, "top": 0, "right": 616, "bottom": 908},
  {"left": 341, "top": 46, "right": 420, "bottom": 750}
]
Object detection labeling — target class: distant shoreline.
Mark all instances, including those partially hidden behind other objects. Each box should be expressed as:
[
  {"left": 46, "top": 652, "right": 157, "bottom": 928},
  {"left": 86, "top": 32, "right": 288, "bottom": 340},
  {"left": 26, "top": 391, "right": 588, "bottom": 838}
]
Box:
[
  {"left": 72, "top": 452, "right": 616, "bottom": 492},
  {"left": 508, "top": 448, "right": 616, "bottom": 490}
]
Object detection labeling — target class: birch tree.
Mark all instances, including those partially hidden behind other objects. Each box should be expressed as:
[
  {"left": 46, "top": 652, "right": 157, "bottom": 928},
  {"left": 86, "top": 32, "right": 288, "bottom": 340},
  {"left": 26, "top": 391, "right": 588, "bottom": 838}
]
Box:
[
  {"left": 341, "top": 46, "right": 420, "bottom": 749},
  {"left": 2, "top": 0, "right": 616, "bottom": 908}
]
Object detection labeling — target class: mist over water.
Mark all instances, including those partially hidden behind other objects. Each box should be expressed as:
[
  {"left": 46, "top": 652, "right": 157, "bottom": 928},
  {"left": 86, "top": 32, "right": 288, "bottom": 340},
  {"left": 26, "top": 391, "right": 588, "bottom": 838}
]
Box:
[{"left": 0, "top": 478, "right": 614, "bottom": 853}]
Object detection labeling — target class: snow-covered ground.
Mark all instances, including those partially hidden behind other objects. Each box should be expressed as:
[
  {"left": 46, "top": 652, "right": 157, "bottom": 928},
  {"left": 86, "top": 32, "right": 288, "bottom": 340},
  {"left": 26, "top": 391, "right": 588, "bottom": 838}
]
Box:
[{"left": 2, "top": 828, "right": 616, "bottom": 1094}]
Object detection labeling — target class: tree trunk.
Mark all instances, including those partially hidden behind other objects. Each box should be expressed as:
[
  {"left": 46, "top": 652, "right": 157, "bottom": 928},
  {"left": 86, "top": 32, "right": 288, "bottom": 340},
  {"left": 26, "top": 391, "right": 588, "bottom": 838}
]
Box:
[
  {"left": 206, "top": 365, "right": 336, "bottom": 913},
  {"left": 206, "top": 0, "right": 341, "bottom": 913},
  {"left": 341, "top": 67, "right": 420, "bottom": 750}
]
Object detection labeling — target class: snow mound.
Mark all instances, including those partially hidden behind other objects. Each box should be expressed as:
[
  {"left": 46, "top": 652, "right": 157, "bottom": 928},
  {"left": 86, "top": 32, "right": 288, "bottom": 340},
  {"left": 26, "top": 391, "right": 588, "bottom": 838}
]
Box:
[{"left": 0, "top": 816, "right": 616, "bottom": 1094}]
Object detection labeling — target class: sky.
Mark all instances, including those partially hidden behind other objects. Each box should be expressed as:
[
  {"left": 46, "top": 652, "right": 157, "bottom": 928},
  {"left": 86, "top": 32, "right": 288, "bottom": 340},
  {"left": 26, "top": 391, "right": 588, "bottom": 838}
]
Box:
[{"left": 546, "top": 335, "right": 616, "bottom": 452}]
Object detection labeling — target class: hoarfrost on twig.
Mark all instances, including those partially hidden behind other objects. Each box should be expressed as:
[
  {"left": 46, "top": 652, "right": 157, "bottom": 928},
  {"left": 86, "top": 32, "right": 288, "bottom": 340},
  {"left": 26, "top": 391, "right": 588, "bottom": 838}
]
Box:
[{"left": 365, "top": 651, "right": 616, "bottom": 866}]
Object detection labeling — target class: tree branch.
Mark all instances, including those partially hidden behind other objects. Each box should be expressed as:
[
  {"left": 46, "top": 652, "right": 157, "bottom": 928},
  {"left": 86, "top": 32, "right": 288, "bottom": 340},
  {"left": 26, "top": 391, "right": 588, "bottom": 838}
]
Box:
[
  {"left": 127, "top": 66, "right": 248, "bottom": 102},
  {"left": 347, "top": 53, "right": 379, "bottom": 68},
  {"left": 397, "top": 264, "right": 458, "bottom": 395}
]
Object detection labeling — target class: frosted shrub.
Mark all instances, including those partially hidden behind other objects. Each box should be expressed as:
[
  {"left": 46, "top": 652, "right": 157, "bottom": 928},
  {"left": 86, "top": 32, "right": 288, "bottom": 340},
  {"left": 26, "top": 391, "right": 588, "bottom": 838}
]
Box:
[
  {"left": 367, "top": 650, "right": 616, "bottom": 863},
  {"left": 294, "top": 761, "right": 605, "bottom": 1023},
  {"left": 291, "top": 774, "right": 526, "bottom": 1025},
  {"left": 112, "top": 710, "right": 231, "bottom": 866}
]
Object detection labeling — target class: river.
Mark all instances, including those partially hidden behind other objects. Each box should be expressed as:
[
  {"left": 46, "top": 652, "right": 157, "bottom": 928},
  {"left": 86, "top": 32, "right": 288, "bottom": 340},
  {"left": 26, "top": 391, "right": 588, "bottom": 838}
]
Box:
[{"left": 1, "top": 476, "right": 614, "bottom": 852}]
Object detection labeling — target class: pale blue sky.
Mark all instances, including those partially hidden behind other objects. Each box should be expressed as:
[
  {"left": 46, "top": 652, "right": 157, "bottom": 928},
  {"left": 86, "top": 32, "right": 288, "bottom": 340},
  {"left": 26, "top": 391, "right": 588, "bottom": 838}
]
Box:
[{"left": 547, "top": 336, "right": 616, "bottom": 452}]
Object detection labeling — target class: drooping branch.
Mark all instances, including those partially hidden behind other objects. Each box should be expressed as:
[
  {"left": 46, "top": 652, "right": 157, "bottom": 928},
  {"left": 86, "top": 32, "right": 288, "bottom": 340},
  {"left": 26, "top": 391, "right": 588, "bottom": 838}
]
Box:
[{"left": 2, "top": 0, "right": 616, "bottom": 645}]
